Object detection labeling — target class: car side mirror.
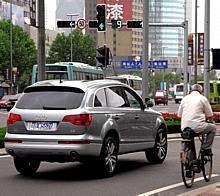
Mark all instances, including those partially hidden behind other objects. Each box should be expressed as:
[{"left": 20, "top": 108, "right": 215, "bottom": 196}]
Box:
[{"left": 145, "top": 97, "right": 154, "bottom": 107}]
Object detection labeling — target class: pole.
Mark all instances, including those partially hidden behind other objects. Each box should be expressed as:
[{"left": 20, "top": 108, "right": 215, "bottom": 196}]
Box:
[
  {"left": 10, "top": 1, "right": 13, "bottom": 93},
  {"left": 67, "top": 13, "right": 79, "bottom": 62},
  {"left": 194, "top": 0, "right": 198, "bottom": 84},
  {"left": 70, "top": 15, "right": 73, "bottom": 62},
  {"left": 142, "top": 0, "right": 149, "bottom": 100},
  {"left": 37, "top": 0, "right": 45, "bottom": 81},
  {"left": 183, "top": 21, "right": 188, "bottom": 96},
  {"left": 204, "top": 0, "right": 210, "bottom": 99}
]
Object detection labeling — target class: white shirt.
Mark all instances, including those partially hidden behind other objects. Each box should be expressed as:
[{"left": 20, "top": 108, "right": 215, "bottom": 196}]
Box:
[{"left": 177, "top": 91, "right": 213, "bottom": 133}]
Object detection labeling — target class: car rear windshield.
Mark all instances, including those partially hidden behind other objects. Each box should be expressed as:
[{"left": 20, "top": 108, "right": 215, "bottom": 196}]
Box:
[
  {"left": 16, "top": 86, "right": 85, "bottom": 110},
  {"left": 155, "top": 91, "right": 164, "bottom": 96}
]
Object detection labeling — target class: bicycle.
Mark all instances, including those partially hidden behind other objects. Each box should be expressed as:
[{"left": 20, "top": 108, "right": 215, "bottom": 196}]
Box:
[{"left": 180, "top": 127, "right": 213, "bottom": 188}]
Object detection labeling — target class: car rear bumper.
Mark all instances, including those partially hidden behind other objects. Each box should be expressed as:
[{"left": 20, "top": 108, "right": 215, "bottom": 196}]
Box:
[{"left": 5, "top": 133, "right": 102, "bottom": 162}]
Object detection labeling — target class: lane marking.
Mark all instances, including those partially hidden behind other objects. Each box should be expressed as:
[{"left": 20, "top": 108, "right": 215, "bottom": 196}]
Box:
[{"left": 137, "top": 174, "right": 219, "bottom": 196}]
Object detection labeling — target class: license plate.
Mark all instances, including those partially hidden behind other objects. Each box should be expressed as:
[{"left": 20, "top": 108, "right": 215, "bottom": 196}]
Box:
[{"left": 27, "top": 122, "right": 57, "bottom": 131}]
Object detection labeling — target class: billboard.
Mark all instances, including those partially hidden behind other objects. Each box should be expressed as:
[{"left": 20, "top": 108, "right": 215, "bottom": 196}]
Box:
[{"left": 97, "top": 0, "right": 132, "bottom": 22}]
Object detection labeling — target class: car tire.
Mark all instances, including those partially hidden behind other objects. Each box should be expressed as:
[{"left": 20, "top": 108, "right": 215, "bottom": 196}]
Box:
[
  {"left": 145, "top": 127, "right": 167, "bottom": 164},
  {"left": 14, "top": 157, "right": 40, "bottom": 176},
  {"left": 99, "top": 136, "right": 118, "bottom": 177}
]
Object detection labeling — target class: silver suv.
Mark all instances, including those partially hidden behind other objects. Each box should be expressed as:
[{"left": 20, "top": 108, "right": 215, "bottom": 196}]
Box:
[{"left": 5, "top": 80, "right": 167, "bottom": 177}]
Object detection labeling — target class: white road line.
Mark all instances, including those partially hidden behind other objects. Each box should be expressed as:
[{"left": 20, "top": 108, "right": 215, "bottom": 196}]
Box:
[
  {"left": 0, "top": 155, "right": 10, "bottom": 158},
  {"left": 137, "top": 174, "right": 219, "bottom": 196}
]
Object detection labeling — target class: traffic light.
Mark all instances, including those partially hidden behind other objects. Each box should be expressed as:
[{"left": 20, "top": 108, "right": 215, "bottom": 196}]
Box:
[
  {"left": 212, "top": 49, "right": 220, "bottom": 69},
  {"left": 96, "top": 45, "right": 109, "bottom": 66},
  {"left": 96, "top": 4, "right": 106, "bottom": 32}
]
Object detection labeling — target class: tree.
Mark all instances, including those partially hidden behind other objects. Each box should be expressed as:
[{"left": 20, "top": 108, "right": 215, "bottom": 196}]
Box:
[
  {"left": 0, "top": 19, "right": 37, "bottom": 91},
  {"left": 47, "top": 29, "right": 96, "bottom": 65}
]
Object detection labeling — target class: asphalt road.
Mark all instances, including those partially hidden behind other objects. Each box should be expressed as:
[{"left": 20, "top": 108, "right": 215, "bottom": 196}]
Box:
[{"left": 0, "top": 137, "right": 219, "bottom": 196}]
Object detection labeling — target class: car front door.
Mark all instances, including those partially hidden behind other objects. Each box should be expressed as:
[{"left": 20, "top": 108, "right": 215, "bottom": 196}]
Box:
[
  {"left": 122, "top": 87, "right": 155, "bottom": 142},
  {"left": 105, "top": 86, "right": 134, "bottom": 144}
]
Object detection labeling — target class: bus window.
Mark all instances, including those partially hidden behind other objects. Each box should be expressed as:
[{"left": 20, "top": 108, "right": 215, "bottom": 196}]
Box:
[{"left": 46, "top": 73, "right": 68, "bottom": 80}]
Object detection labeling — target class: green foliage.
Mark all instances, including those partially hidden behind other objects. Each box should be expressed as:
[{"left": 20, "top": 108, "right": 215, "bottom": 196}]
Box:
[
  {"left": 47, "top": 29, "right": 96, "bottom": 66},
  {"left": 0, "top": 19, "right": 37, "bottom": 91},
  {"left": 0, "top": 127, "right": 6, "bottom": 141},
  {"left": 0, "top": 127, "right": 6, "bottom": 148}
]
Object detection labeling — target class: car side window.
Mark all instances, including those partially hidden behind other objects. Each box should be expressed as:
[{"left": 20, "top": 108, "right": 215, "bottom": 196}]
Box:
[
  {"left": 123, "top": 87, "right": 141, "bottom": 108},
  {"left": 105, "top": 86, "right": 128, "bottom": 107},
  {"left": 94, "top": 89, "right": 107, "bottom": 107}
]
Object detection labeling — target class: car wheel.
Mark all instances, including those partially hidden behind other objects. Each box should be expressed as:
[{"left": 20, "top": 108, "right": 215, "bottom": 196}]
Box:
[
  {"left": 99, "top": 136, "right": 118, "bottom": 177},
  {"left": 145, "top": 127, "right": 167, "bottom": 164},
  {"left": 14, "top": 157, "right": 40, "bottom": 176}
]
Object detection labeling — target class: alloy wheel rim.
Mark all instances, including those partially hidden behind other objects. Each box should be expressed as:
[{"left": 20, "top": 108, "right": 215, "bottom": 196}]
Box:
[
  {"left": 156, "top": 131, "right": 167, "bottom": 159},
  {"left": 105, "top": 140, "right": 117, "bottom": 173}
]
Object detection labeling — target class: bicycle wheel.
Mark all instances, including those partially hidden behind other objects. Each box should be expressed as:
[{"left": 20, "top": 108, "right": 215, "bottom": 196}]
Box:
[
  {"left": 201, "top": 155, "right": 213, "bottom": 182},
  {"left": 180, "top": 151, "right": 195, "bottom": 188}
]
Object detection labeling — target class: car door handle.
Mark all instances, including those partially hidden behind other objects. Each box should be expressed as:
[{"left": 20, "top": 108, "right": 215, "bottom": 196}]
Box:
[
  {"left": 112, "top": 115, "right": 120, "bottom": 120},
  {"left": 135, "top": 115, "right": 139, "bottom": 119}
]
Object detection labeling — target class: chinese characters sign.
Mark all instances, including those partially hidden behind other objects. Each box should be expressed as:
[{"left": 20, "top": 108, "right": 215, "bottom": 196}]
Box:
[{"left": 97, "top": 0, "right": 132, "bottom": 22}]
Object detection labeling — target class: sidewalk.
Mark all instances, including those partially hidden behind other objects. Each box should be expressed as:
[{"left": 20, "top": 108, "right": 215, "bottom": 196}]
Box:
[{"left": 177, "top": 182, "right": 220, "bottom": 196}]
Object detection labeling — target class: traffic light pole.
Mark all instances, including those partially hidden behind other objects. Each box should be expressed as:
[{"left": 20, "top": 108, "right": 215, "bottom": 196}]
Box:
[
  {"left": 142, "top": 0, "right": 149, "bottom": 100},
  {"left": 204, "top": 0, "right": 210, "bottom": 100},
  {"left": 37, "top": 0, "right": 45, "bottom": 81}
]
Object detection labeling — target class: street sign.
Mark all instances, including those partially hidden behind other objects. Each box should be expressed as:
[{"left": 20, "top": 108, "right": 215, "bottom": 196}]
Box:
[
  {"left": 121, "top": 60, "right": 168, "bottom": 69},
  {"left": 88, "top": 20, "right": 98, "bottom": 28},
  {"left": 76, "top": 18, "right": 87, "bottom": 29},
  {"left": 127, "top": 20, "right": 143, "bottom": 28},
  {"left": 57, "top": 20, "right": 76, "bottom": 28},
  {"left": 111, "top": 20, "right": 123, "bottom": 29}
]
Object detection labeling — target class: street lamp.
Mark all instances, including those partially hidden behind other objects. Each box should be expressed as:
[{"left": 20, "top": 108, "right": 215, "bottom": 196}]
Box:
[{"left": 66, "top": 13, "right": 79, "bottom": 62}]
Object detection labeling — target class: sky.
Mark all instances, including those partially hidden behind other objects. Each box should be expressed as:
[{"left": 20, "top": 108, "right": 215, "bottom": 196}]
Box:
[{"left": 192, "top": 0, "right": 220, "bottom": 48}]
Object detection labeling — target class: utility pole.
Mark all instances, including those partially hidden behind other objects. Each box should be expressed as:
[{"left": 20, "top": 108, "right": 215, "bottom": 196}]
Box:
[
  {"left": 183, "top": 21, "right": 188, "bottom": 96},
  {"left": 142, "top": 0, "right": 149, "bottom": 100},
  {"left": 10, "top": 1, "right": 13, "bottom": 93},
  {"left": 194, "top": 0, "right": 198, "bottom": 84},
  {"left": 37, "top": 0, "right": 45, "bottom": 81},
  {"left": 204, "top": 0, "right": 210, "bottom": 99}
]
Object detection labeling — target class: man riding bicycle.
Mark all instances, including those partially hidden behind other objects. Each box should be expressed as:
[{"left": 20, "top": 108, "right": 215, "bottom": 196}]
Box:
[{"left": 177, "top": 84, "right": 216, "bottom": 156}]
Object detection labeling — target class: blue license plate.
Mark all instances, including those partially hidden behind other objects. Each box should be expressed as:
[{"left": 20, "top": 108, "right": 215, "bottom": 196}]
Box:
[{"left": 27, "top": 122, "right": 57, "bottom": 131}]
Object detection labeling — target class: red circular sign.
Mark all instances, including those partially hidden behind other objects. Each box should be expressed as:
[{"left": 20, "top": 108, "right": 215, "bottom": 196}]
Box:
[{"left": 76, "top": 18, "right": 87, "bottom": 29}]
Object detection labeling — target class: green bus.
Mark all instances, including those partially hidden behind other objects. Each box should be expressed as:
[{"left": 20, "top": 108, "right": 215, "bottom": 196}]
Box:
[
  {"left": 198, "top": 80, "right": 220, "bottom": 104},
  {"left": 32, "top": 62, "right": 104, "bottom": 84}
]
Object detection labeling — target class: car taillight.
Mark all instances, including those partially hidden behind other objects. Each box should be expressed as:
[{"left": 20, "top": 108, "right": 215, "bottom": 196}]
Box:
[
  {"left": 62, "top": 114, "right": 93, "bottom": 126},
  {"left": 7, "top": 113, "right": 22, "bottom": 125}
]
